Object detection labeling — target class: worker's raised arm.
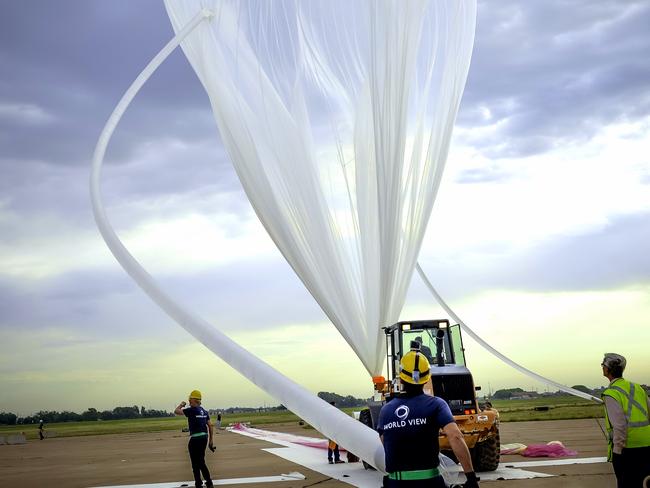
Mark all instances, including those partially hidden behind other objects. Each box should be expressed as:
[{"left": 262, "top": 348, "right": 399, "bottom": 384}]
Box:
[
  {"left": 174, "top": 401, "right": 187, "bottom": 416},
  {"left": 442, "top": 422, "right": 479, "bottom": 487}
]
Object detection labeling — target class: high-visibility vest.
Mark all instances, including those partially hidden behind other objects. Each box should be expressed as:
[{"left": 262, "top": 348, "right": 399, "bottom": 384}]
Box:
[{"left": 602, "top": 378, "right": 650, "bottom": 458}]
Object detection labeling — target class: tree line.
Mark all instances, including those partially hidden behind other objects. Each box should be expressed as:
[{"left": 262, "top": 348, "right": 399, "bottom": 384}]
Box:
[
  {"left": 1, "top": 391, "right": 372, "bottom": 425},
  {"left": 217, "top": 405, "right": 287, "bottom": 414},
  {"left": 317, "top": 391, "right": 369, "bottom": 408},
  {"left": 490, "top": 384, "right": 650, "bottom": 400},
  {"left": 0, "top": 406, "right": 173, "bottom": 425}
]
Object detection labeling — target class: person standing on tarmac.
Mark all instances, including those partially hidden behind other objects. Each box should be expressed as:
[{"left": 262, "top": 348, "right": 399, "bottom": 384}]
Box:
[
  {"left": 175, "top": 390, "right": 215, "bottom": 488},
  {"left": 327, "top": 401, "right": 345, "bottom": 464},
  {"left": 601, "top": 353, "right": 650, "bottom": 488},
  {"left": 377, "top": 348, "right": 479, "bottom": 488}
]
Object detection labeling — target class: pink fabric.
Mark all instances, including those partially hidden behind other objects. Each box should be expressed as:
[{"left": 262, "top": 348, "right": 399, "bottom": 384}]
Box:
[
  {"left": 230, "top": 423, "right": 346, "bottom": 451},
  {"left": 521, "top": 443, "right": 578, "bottom": 457}
]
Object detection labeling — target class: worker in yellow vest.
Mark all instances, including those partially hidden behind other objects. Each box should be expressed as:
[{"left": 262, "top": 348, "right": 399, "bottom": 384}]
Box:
[{"left": 601, "top": 353, "right": 650, "bottom": 487}]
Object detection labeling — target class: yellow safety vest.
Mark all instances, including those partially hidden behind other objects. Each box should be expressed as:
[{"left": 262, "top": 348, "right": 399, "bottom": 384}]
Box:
[{"left": 602, "top": 378, "right": 650, "bottom": 459}]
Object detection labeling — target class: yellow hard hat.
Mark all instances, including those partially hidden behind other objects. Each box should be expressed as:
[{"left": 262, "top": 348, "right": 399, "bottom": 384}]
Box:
[
  {"left": 399, "top": 351, "right": 430, "bottom": 385},
  {"left": 189, "top": 390, "right": 202, "bottom": 401}
]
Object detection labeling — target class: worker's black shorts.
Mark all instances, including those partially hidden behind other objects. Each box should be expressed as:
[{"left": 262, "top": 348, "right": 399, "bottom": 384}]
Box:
[{"left": 382, "top": 475, "right": 446, "bottom": 488}]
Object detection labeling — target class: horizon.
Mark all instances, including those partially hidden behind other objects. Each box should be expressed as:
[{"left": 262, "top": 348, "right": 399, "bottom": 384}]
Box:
[{"left": 4, "top": 384, "right": 623, "bottom": 419}]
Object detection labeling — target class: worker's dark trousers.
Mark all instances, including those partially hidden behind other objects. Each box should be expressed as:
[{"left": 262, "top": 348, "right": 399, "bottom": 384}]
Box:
[
  {"left": 188, "top": 436, "right": 212, "bottom": 488},
  {"left": 328, "top": 445, "right": 340, "bottom": 462},
  {"left": 612, "top": 447, "right": 650, "bottom": 488}
]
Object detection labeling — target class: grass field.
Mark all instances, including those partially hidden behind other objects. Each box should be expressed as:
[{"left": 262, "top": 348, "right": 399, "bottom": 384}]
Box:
[
  {"left": 490, "top": 396, "right": 603, "bottom": 422},
  {"left": 0, "top": 410, "right": 306, "bottom": 441},
  {"left": 1, "top": 397, "right": 603, "bottom": 440}
]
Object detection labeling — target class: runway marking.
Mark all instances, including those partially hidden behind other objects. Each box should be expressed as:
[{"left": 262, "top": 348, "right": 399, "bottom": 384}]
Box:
[
  {"left": 230, "top": 428, "right": 552, "bottom": 486},
  {"left": 90, "top": 473, "right": 306, "bottom": 488},
  {"left": 265, "top": 445, "right": 552, "bottom": 486},
  {"left": 504, "top": 456, "right": 608, "bottom": 468}
]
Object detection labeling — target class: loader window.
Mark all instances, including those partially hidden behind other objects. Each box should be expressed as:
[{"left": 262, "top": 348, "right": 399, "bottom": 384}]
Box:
[
  {"left": 402, "top": 329, "right": 451, "bottom": 366},
  {"left": 449, "top": 324, "right": 465, "bottom": 366},
  {"left": 401, "top": 330, "right": 434, "bottom": 364}
]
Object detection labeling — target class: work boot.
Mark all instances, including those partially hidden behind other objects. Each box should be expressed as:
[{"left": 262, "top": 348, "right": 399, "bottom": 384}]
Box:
[{"left": 328, "top": 459, "right": 333, "bottom": 464}]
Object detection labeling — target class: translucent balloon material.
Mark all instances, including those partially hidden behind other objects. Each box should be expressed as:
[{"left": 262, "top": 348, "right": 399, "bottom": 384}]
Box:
[
  {"left": 165, "top": 0, "right": 477, "bottom": 375},
  {"left": 91, "top": 2, "right": 477, "bottom": 471},
  {"left": 90, "top": 9, "right": 386, "bottom": 471},
  {"left": 439, "top": 453, "right": 464, "bottom": 486},
  {"left": 416, "top": 263, "right": 603, "bottom": 403}
]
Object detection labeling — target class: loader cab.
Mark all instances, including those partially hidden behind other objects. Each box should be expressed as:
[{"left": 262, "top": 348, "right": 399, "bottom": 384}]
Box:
[
  {"left": 384, "top": 319, "right": 465, "bottom": 373},
  {"left": 382, "top": 319, "right": 477, "bottom": 416}
]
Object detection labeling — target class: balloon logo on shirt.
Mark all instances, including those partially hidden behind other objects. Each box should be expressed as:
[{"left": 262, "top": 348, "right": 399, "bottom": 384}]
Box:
[{"left": 395, "top": 405, "right": 410, "bottom": 420}]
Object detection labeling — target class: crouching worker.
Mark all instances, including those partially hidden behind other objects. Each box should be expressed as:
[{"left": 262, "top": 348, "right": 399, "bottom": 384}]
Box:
[
  {"left": 377, "top": 350, "right": 479, "bottom": 488},
  {"left": 175, "top": 390, "right": 215, "bottom": 488}
]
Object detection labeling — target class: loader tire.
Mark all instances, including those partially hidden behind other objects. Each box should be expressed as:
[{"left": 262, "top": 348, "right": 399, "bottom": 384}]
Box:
[
  {"left": 358, "top": 409, "right": 376, "bottom": 471},
  {"left": 471, "top": 429, "right": 500, "bottom": 472}
]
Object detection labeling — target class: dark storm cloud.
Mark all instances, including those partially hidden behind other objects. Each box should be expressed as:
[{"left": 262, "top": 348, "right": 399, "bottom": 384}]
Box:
[
  {"left": 0, "top": 3, "right": 251, "bottom": 229},
  {"left": 0, "top": 0, "right": 214, "bottom": 168},
  {"left": 2, "top": 1, "right": 646, "bottom": 169},
  {"left": 457, "top": 0, "right": 650, "bottom": 158},
  {"left": 0, "top": 0, "right": 239, "bottom": 241},
  {"left": 1, "top": 0, "right": 647, "bottom": 213}
]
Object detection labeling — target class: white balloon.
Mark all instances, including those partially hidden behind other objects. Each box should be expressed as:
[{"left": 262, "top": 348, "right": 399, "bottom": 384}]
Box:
[
  {"left": 165, "top": 0, "right": 477, "bottom": 375},
  {"left": 91, "top": 1, "right": 477, "bottom": 471}
]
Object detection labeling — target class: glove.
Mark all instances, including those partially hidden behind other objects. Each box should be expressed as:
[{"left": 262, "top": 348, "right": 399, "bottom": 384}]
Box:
[
  {"left": 463, "top": 472, "right": 480, "bottom": 488},
  {"left": 208, "top": 443, "right": 216, "bottom": 453}
]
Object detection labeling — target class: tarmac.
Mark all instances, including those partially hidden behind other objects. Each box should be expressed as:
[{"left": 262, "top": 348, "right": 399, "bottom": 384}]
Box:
[{"left": 0, "top": 418, "right": 615, "bottom": 488}]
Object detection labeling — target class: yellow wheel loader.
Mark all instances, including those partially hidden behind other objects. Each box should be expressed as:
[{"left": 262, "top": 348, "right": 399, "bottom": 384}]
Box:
[{"left": 359, "top": 319, "right": 500, "bottom": 471}]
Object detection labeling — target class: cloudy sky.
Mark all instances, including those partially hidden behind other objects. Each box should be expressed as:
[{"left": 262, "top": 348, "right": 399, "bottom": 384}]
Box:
[{"left": 1, "top": 1, "right": 649, "bottom": 416}]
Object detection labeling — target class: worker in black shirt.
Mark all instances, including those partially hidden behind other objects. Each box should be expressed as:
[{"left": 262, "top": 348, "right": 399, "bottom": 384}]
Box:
[
  {"left": 377, "top": 350, "right": 479, "bottom": 487},
  {"left": 175, "top": 390, "right": 214, "bottom": 488}
]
